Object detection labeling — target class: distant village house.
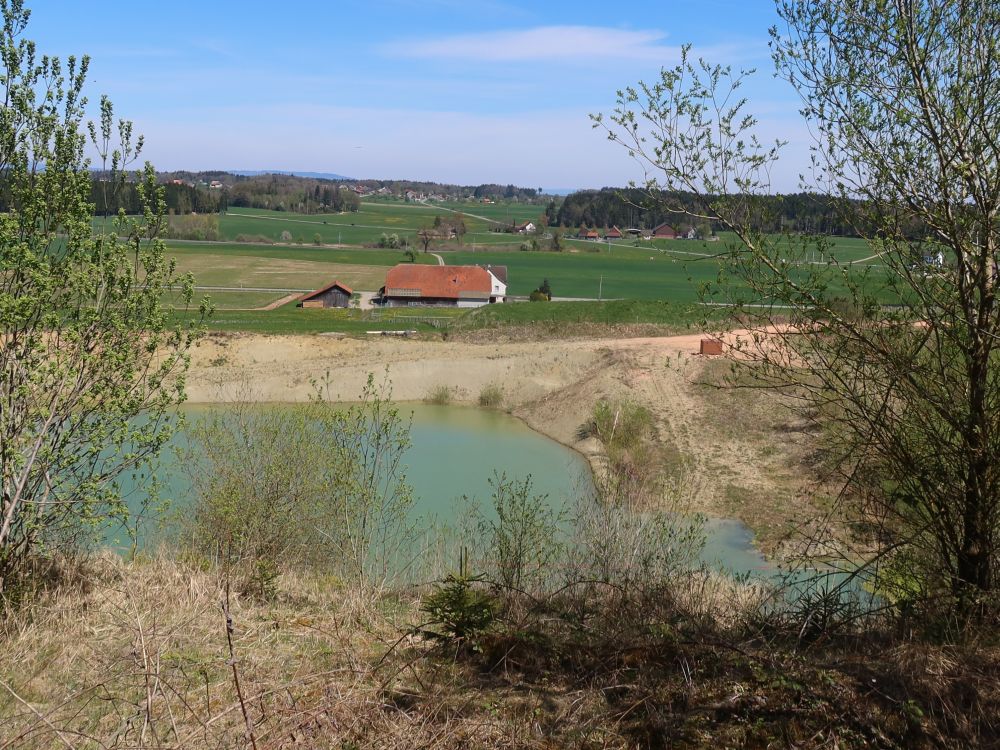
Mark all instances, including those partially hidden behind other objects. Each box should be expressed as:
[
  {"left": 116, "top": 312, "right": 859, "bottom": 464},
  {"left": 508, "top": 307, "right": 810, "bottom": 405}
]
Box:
[
  {"left": 515, "top": 221, "right": 536, "bottom": 234},
  {"left": 605, "top": 226, "right": 623, "bottom": 240}
]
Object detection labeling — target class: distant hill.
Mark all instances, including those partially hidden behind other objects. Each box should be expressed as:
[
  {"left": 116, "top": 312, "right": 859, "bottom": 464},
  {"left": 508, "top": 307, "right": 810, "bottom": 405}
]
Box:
[{"left": 232, "top": 169, "right": 353, "bottom": 181}]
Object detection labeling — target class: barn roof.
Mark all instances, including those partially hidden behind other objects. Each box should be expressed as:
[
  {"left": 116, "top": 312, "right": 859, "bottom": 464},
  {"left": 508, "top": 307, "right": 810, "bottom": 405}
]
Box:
[
  {"left": 299, "top": 280, "right": 353, "bottom": 303},
  {"left": 384, "top": 264, "right": 491, "bottom": 299}
]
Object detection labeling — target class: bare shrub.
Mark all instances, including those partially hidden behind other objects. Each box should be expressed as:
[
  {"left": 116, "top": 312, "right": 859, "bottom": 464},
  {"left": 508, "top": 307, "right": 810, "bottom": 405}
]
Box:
[{"left": 182, "top": 375, "right": 415, "bottom": 591}]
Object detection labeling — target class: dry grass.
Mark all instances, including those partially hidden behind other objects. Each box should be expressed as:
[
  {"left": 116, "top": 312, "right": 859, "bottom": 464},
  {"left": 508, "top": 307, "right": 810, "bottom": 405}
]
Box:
[
  {"left": 2, "top": 556, "right": 999, "bottom": 748},
  {"left": 0, "top": 555, "right": 406, "bottom": 749}
]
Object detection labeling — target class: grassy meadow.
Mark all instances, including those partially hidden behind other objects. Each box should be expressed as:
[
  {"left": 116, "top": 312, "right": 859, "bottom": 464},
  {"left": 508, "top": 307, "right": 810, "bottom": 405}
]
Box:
[{"left": 95, "top": 202, "right": 895, "bottom": 332}]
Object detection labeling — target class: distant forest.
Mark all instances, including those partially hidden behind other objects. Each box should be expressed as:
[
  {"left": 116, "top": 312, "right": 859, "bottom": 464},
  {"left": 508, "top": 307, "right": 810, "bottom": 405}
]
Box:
[
  {"left": 552, "top": 188, "right": 882, "bottom": 237},
  {"left": 78, "top": 174, "right": 896, "bottom": 239},
  {"left": 82, "top": 171, "right": 548, "bottom": 218}
]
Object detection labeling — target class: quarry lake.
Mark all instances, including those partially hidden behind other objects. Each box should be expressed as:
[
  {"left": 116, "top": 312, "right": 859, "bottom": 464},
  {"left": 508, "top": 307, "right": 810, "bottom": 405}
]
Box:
[{"left": 110, "top": 403, "right": 775, "bottom": 578}]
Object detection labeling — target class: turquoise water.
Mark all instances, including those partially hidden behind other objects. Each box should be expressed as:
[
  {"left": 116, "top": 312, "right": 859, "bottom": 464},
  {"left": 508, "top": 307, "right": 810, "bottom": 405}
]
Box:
[
  {"left": 108, "top": 403, "right": 591, "bottom": 548},
  {"left": 107, "top": 403, "right": 780, "bottom": 581}
]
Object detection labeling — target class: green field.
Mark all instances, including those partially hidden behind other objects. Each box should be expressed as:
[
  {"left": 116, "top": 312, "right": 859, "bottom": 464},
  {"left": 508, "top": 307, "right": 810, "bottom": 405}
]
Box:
[
  {"left": 167, "top": 290, "right": 286, "bottom": 310},
  {"left": 216, "top": 202, "right": 540, "bottom": 248},
  {"left": 175, "top": 305, "right": 465, "bottom": 335},
  {"left": 132, "top": 212, "right": 896, "bottom": 333},
  {"left": 161, "top": 241, "right": 432, "bottom": 292},
  {"left": 169, "top": 297, "right": 713, "bottom": 336},
  {"left": 156, "top": 232, "right": 888, "bottom": 309},
  {"left": 455, "top": 299, "right": 716, "bottom": 332},
  {"left": 448, "top": 233, "right": 889, "bottom": 300}
]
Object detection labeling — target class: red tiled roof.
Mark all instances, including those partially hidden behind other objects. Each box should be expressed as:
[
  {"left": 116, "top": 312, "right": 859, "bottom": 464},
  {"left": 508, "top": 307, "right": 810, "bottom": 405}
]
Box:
[{"left": 384, "top": 265, "right": 491, "bottom": 299}]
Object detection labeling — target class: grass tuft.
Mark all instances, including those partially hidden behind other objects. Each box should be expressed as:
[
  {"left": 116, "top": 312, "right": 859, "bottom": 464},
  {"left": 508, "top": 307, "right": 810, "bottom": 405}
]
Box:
[
  {"left": 478, "top": 383, "right": 504, "bottom": 409},
  {"left": 425, "top": 385, "right": 453, "bottom": 405}
]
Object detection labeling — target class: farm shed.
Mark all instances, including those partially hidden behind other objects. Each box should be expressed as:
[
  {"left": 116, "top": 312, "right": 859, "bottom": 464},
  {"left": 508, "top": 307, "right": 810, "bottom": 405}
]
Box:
[{"left": 298, "top": 280, "right": 353, "bottom": 309}]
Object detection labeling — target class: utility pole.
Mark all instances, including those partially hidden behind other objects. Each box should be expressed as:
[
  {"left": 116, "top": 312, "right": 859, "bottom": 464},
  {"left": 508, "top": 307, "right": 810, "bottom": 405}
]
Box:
[{"left": 598, "top": 275, "right": 603, "bottom": 301}]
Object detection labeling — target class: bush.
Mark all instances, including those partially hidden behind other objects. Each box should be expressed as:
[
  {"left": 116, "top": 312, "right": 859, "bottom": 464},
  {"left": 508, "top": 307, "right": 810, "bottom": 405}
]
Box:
[
  {"left": 425, "top": 385, "right": 453, "bottom": 405},
  {"left": 234, "top": 233, "right": 274, "bottom": 244},
  {"left": 530, "top": 278, "right": 553, "bottom": 300},
  {"left": 182, "top": 375, "right": 415, "bottom": 590},
  {"left": 478, "top": 383, "right": 504, "bottom": 409},
  {"left": 475, "top": 474, "right": 565, "bottom": 596},
  {"left": 164, "top": 213, "right": 220, "bottom": 241},
  {"left": 588, "top": 399, "right": 654, "bottom": 459},
  {"left": 378, "top": 232, "right": 401, "bottom": 249},
  {"left": 279, "top": 230, "right": 293, "bottom": 242}
]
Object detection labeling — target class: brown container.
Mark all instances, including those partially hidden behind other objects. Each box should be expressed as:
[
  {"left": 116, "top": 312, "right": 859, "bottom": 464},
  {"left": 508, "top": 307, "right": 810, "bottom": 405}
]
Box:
[{"left": 699, "top": 338, "right": 724, "bottom": 356}]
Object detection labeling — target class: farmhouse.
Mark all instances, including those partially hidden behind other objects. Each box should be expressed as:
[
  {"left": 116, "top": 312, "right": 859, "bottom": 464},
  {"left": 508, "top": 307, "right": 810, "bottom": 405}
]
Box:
[
  {"left": 514, "top": 221, "right": 536, "bottom": 234},
  {"left": 379, "top": 264, "right": 506, "bottom": 308},
  {"left": 577, "top": 227, "right": 600, "bottom": 240},
  {"left": 652, "top": 223, "right": 677, "bottom": 239},
  {"left": 297, "top": 280, "right": 353, "bottom": 309},
  {"left": 605, "top": 225, "right": 623, "bottom": 239}
]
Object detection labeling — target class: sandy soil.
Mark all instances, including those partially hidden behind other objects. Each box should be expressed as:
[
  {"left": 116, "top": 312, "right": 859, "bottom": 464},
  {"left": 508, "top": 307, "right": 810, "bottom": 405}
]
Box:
[{"left": 186, "top": 330, "right": 822, "bottom": 553}]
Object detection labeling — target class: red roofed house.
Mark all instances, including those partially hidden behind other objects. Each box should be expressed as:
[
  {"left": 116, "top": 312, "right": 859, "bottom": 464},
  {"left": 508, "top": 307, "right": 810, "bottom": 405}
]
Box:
[
  {"left": 298, "top": 280, "right": 353, "bottom": 308},
  {"left": 577, "top": 227, "right": 600, "bottom": 240},
  {"left": 653, "top": 223, "right": 677, "bottom": 239},
  {"left": 380, "top": 265, "right": 506, "bottom": 308},
  {"left": 605, "top": 225, "right": 623, "bottom": 239}
]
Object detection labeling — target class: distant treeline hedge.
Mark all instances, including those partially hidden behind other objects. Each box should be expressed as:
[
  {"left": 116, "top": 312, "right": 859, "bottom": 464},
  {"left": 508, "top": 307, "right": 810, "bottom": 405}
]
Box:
[
  {"left": 90, "top": 180, "right": 228, "bottom": 217},
  {"left": 551, "top": 188, "right": 910, "bottom": 237},
  {"left": 227, "top": 174, "right": 361, "bottom": 214}
]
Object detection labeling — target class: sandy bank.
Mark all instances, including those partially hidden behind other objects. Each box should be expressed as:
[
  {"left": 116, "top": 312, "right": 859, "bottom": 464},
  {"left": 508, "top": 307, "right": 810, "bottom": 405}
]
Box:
[{"left": 186, "top": 331, "right": 822, "bottom": 554}]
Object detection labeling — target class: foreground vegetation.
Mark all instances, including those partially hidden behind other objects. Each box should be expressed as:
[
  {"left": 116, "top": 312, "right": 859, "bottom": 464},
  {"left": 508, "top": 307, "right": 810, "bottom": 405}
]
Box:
[
  {"left": 4, "top": 384, "right": 998, "bottom": 749},
  {"left": 5, "top": 552, "right": 997, "bottom": 749}
]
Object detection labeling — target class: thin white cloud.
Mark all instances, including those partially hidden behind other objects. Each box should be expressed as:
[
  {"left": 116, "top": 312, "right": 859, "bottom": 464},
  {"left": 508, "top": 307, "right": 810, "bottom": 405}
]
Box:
[{"left": 385, "top": 25, "right": 689, "bottom": 63}]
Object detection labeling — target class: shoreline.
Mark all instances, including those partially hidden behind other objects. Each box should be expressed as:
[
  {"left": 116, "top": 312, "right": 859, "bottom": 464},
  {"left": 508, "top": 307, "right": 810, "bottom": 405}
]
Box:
[{"left": 183, "top": 331, "right": 820, "bottom": 557}]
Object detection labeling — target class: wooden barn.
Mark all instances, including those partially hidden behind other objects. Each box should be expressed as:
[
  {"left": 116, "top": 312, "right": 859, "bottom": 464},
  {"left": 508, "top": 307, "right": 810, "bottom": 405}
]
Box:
[
  {"left": 652, "top": 222, "right": 677, "bottom": 239},
  {"left": 298, "top": 280, "right": 353, "bottom": 309}
]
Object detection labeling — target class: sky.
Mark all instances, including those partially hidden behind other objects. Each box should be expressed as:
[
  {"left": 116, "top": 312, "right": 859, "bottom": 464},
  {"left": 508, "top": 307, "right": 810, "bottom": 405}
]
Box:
[{"left": 29, "top": 0, "right": 811, "bottom": 191}]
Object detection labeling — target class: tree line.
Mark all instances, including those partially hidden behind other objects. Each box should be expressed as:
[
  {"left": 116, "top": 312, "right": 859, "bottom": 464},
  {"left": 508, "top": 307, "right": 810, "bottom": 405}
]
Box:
[
  {"left": 89, "top": 179, "right": 228, "bottom": 216},
  {"left": 553, "top": 187, "right": 895, "bottom": 236},
  {"left": 226, "top": 173, "right": 361, "bottom": 213}
]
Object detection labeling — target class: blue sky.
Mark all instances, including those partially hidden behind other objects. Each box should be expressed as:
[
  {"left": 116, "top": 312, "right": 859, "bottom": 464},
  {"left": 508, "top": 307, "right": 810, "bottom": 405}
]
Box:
[{"left": 30, "top": 0, "right": 809, "bottom": 190}]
